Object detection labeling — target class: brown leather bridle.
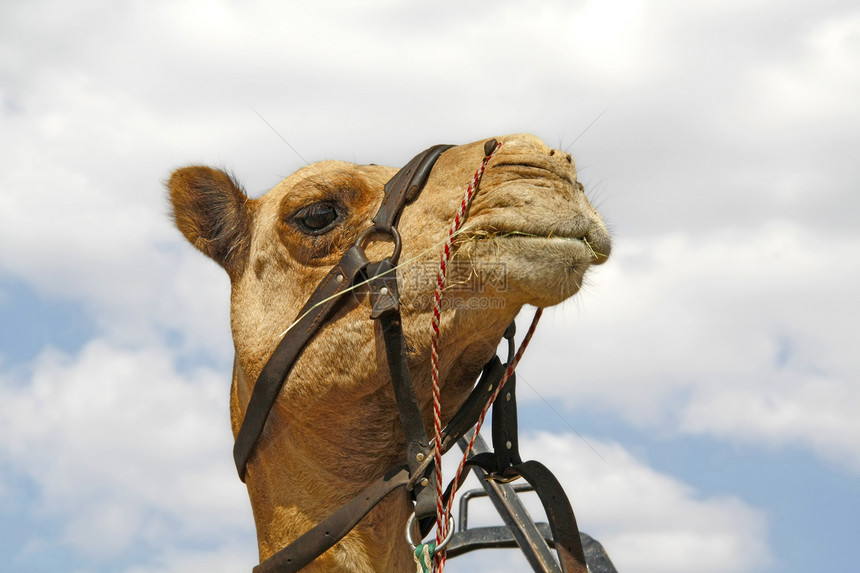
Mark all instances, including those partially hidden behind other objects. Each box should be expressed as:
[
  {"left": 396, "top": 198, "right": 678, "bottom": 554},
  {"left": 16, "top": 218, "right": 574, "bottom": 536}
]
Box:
[{"left": 232, "top": 141, "right": 600, "bottom": 573}]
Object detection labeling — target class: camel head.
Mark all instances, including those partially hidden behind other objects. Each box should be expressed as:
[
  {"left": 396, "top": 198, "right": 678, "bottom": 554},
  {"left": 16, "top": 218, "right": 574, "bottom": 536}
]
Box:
[{"left": 167, "top": 134, "right": 610, "bottom": 572}]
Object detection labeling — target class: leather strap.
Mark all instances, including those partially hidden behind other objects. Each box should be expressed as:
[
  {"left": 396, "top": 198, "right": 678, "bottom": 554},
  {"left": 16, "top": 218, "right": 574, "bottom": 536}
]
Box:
[
  {"left": 369, "top": 259, "right": 434, "bottom": 519},
  {"left": 234, "top": 144, "right": 452, "bottom": 480},
  {"left": 377, "top": 309, "right": 437, "bottom": 522},
  {"left": 251, "top": 345, "right": 520, "bottom": 573},
  {"left": 239, "top": 142, "right": 591, "bottom": 573},
  {"left": 398, "top": 352, "right": 509, "bottom": 494},
  {"left": 233, "top": 247, "right": 370, "bottom": 480},
  {"left": 492, "top": 372, "right": 522, "bottom": 469},
  {"left": 376, "top": 310, "right": 431, "bottom": 471},
  {"left": 439, "top": 356, "right": 505, "bottom": 453},
  {"left": 372, "top": 144, "right": 453, "bottom": 231},
  {"left": 513, "top": 461, "right": 588, "bottom": 573},
  {"left": 253, "top": 467, "right": 411, "bottom": 573},
  {"left": 441, "top": 455, "right": 588, "bottom": 573}
]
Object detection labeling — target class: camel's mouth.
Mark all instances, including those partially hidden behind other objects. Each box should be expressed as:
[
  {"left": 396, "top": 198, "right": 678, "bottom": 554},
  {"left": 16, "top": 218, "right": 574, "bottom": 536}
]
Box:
[
  {"left": 446, "top": 230, "right": 603, "bottom": 308},
  {"left": 459, "top": 229, "right": 609, "bottom": 266}
]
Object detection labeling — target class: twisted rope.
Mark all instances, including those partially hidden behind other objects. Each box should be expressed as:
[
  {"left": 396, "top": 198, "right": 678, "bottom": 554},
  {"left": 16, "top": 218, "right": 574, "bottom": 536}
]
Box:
[
  {"left": 413, "top": 542, "right": 436, "bottom": 573},
  {"left": 429, "top": 141, "right": 500, "bottom": 567},
  {"left": 445, "top": 308, "right": 543, "bottom": 518},
  {"left": 435, "top": 308, "right": 543, "bottom": 570}
]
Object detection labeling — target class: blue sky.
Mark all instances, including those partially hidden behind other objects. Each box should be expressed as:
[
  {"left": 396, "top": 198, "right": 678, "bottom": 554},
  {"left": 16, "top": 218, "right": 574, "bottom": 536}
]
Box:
[{"left": 1, "top": 1, "right": 859, "bottom": 572}]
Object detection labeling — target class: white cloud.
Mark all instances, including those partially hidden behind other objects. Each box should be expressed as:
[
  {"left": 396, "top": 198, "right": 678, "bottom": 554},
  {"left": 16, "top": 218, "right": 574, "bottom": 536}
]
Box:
[
  {"left": 749, "top": 11, "right": 860, "bottom": 126},
  {"left": 122, "top": 542, "right": 255, "bottom": 573},
  {"left": 2, "top": 0, "right": 856, "bottom": 350},
  {"left": 0, "top": 339, "right": 255, "bottom": 563},
  {"left": 445, "top": 432, "right": 771, "bottom": 573},
  {"left": 1, "top": 338, "right": 773, "bottom": 573},
  {"left": 0, "top": 335, "right": 778, "bottom": 572},
  {"left": 0, "top": 52, "right": 236, "bottom": 355},
  {"left": 530, "top": 433, "right": 772, "bottom": 573},
  {"left": 1, "top": 1, "right": 858, "bottom": 570},
  {"left": 680, "top": 369, "right": 860, "bottom": 472},
  {"left": 517, "top": 221, "right": 860, "bottom": 470}
]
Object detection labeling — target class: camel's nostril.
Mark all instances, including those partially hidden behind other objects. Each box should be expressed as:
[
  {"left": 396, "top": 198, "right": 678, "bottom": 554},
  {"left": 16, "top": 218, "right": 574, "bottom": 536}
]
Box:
[
  {"left": 565, "top": 153, "right": 572, "bottom": 164},
  {"left": 549, "top": 149, "right": 556, "bottom": 156}
]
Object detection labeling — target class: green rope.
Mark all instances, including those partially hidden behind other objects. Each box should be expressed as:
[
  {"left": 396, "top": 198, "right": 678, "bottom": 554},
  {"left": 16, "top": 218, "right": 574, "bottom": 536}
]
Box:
[{"left": 413, "top": 542, "right": 437, "bottom": 573}]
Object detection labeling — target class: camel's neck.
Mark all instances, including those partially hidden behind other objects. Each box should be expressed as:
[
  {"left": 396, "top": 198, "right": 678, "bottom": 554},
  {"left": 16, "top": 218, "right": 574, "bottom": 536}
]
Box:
[
  {"left": 231, "top": 359, "right": 417, "bottom": 572},
  {"left": 229, "top": 309, "right": 513, "bottom": 572}
]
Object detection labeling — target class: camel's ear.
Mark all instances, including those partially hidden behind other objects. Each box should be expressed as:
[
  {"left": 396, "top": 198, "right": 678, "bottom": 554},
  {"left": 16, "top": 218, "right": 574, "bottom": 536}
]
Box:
[{"left": 168, "top": 166, "right": 251, "bottom": 276}]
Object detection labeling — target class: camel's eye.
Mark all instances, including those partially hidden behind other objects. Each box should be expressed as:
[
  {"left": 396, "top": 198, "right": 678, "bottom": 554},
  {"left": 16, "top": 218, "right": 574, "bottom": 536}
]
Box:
[{"left": 292, "top": 202, "right": 341, "bottom": 234}]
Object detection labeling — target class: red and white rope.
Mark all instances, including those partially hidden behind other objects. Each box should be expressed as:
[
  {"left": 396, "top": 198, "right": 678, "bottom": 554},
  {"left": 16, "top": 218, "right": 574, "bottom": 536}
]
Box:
[
  {"left": 444, "top": 308, "right": 542, "bottom": 521},
  {"left": 435, "top": 308, "right": 542, "bottom": 571},
  {"left": 428, "top": 142, "right": 499, "bottom": 564},
  {"left": 426, "top": 140, "right": 545, "bottom": 571}
]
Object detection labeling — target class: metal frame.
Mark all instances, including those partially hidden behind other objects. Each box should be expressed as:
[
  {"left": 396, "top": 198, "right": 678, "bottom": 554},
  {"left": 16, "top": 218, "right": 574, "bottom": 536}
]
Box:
[{"left": 446, "top": 431, "right": 618, "bottom": 573}]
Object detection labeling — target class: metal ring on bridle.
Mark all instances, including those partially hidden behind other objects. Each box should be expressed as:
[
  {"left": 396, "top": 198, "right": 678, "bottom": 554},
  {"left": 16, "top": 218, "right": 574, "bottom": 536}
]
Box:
[
  {"left": 405, "top": 513, "right": 455, "bottom": 551},
  {"left": 356, "top": 225, "right": 402, "bottom": 264}
]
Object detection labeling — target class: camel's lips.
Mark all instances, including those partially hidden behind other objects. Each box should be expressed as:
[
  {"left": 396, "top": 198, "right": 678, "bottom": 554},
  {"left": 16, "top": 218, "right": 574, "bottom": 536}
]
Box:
[
  {"left": 465, "top": 229, "right": 587, "bottom": 242},
  {"left": 458, "top": 229, "right": 605, "bottom": 264}
]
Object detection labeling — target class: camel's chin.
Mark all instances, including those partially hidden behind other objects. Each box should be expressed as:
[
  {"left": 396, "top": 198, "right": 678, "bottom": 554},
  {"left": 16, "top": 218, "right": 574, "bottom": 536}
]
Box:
[{"left": 455, "top": 236, "right": 595, "bottom": 308}]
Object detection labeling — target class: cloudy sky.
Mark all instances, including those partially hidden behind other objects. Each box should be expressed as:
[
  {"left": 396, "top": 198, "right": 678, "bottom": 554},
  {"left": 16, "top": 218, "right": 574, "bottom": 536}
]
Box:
[{"left": 1, "top": 1, "right": 858, "bottom": 572}]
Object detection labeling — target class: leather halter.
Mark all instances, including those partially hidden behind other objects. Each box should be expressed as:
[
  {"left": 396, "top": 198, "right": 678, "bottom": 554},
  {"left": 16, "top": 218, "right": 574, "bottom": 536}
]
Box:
[
  {"left": 233, "top": 143, "right": 453, "bottom": 481},
  {"left": 232, "top": 142, "right": 593, "bottom": 573}
]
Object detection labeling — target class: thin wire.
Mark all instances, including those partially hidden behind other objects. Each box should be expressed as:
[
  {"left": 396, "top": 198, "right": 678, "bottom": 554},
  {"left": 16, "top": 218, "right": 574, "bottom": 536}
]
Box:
[
  {"left": 517, "top": 374, "right": 609, "bottom": 466},
  {"left": 252, "top": 108, "right": 309, "bottom": 165},
  {"left": 564, "top": 108, "right": 608, "bottom": 153}
]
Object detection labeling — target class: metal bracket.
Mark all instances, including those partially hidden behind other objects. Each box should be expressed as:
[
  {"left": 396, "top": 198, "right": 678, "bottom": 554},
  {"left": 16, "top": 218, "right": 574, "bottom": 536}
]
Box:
[
  {"left": 452, "top": 431, "right": 563, "bottom": 573},
  {"left": 447, "top": 431, "right": 619, "bottom": 573}
]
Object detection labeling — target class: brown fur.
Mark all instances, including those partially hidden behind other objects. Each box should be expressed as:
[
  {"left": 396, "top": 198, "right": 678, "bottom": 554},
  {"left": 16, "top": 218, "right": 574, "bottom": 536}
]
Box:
[
  {"left": 168, "top": 134, "right": 611, "bottom": 572},
  {"left": 168, "top": 166, "right": 253, "bottom": 277}
]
